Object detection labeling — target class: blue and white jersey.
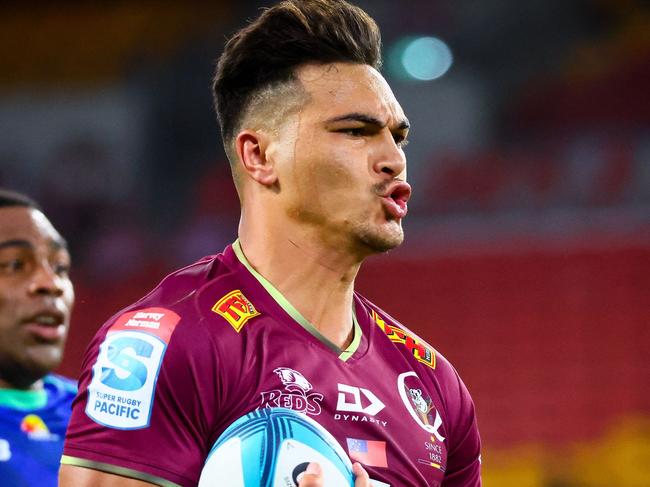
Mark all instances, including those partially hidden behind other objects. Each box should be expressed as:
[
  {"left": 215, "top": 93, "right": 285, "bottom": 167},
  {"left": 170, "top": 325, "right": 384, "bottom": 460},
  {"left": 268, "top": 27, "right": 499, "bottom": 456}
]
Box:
[{"left": 0, "top": 374, "right": 76, "bottom": 486}]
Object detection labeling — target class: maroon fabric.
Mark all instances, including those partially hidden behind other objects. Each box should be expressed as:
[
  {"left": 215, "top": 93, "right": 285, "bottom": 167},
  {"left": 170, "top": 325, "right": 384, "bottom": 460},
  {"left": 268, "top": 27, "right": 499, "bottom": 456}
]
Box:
[{"left": 64, "top": 245, "right": 481, "bottom": 486}]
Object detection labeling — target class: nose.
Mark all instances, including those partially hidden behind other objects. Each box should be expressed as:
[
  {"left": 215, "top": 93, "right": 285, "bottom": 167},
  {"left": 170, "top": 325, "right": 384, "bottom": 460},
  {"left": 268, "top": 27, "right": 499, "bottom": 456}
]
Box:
[
  {"left": 28, "top": 262, "right": 64, "bottom": 297},
  {"left": 373, "top": 131, "right": 407, "bottom": 178}
]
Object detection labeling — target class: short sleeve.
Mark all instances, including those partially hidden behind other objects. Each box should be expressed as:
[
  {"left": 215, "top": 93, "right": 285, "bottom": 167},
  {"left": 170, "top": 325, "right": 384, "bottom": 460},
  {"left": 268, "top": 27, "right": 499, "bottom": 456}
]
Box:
[
  {"left": 442, "top": 372, "right": 482, "bottom": 486},
  {"left": 63, "top": 309, "right": 221, "bottom": 487}
]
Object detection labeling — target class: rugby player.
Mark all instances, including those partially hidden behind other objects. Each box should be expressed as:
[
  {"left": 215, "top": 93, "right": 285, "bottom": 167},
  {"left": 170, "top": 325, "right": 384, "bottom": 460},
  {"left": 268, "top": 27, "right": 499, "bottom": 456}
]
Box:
[
  {"left": 0, "top": 189, "right": 76, "bottom": 486},
  {"left": 60, "top": 1, "right": 481, "bottom": 486}
]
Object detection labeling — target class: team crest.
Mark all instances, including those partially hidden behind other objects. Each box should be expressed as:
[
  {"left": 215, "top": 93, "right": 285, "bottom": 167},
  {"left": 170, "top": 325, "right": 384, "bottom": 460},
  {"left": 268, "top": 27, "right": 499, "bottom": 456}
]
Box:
[
  {"left": 397, "top": 371, "right": 447, "bottom": 473},
  {"left": 212, "top": 290, "right": 261, "bottom": 332},
  {"left": 371, "top": 310, "right": 436, "bottom": 369},
  {"left": 274, "top": 367, "right": 314, "bottom": 392},
  {"left": 408, "top": 388, "right": 436, "bottom": 428},
  {"left": 397, "top": 371, "right": 445, "bottom": 443},
  {"left": 259, "top": 367, "right": 324, "bottom": 416}
]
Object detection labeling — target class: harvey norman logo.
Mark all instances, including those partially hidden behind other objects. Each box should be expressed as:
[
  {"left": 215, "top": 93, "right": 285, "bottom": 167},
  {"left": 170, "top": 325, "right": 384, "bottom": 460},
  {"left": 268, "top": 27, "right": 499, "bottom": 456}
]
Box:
[
  {"left": 122, "top": 311, "right": 165, "bottom": 329},
  {"left": 334, "top": 383, "right": 387, "bottom": 427}
]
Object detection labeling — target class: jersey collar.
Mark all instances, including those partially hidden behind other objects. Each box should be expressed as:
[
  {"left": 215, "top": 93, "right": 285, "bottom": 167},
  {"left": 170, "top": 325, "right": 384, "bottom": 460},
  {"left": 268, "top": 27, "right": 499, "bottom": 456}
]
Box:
[
  {"left": 232, "top": 239, "right": 362, "bottom": 361},
  {"left": 0, "top": 383, "right": 47, "bottom": 411}
]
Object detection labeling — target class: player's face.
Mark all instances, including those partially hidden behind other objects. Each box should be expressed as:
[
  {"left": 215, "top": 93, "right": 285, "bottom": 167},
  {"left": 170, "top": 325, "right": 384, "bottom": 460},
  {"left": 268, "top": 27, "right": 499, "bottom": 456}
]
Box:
[
  {"left": 272, "top": 62, "right": 411, "bottom": 255},
  {"left": 0, "top": 207, "right": 74, "bottom": 389}
]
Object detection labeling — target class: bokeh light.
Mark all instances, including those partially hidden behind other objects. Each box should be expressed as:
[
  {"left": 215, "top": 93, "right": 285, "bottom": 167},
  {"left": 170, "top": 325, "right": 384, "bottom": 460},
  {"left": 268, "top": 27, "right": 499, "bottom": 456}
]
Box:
[{"left": 389, "top": 36, "right": 453, "bottom": 81}]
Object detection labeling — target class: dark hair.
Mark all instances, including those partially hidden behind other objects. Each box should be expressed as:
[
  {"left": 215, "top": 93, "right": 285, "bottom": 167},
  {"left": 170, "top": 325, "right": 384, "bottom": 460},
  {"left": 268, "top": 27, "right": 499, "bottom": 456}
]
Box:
[
  {"left": 213, "top": 0, "right": 382, "bottom": 148},
  {"left": 0, "top": 189, "right": 40, "bottom": 210}
]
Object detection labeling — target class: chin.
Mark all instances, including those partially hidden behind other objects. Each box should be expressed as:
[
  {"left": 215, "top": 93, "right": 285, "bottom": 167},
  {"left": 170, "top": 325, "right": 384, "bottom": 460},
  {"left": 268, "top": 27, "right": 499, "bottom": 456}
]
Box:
[
  {"left": 357, "top": 222, "right": 404, "bottom": 254},
  {"left": 27, "top": 346, "right": 64, "bottom": 376}
]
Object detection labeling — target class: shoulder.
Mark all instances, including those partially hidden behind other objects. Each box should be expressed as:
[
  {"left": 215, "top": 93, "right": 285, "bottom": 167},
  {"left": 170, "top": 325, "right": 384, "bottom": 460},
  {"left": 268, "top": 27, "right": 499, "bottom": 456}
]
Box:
[
  {"left": 79, "top": 246, "right": 253, "bottom": 384},
  {"left": 76, "top": 250, "right": 245, "bottom": 393},
  {"left": 44, "top": 374, "right": 77, "bottom": 395},
  {"left": 358, "top": 294, "right": 480, "bottom": 456},
  {"left": 357, "top": 293, "right": 470, "bottom": 407},
  {"left": 93, "top": 251, "right": 237, "bottom": 339},
  {"left": 41, "top": 374, "right": 77, "bottom": 410},
  {"left": 357, "top": 293, "right": 441, "bottom": 371},
  {"left": 133, "top": 253, "right": 229, "bottom": 310}
]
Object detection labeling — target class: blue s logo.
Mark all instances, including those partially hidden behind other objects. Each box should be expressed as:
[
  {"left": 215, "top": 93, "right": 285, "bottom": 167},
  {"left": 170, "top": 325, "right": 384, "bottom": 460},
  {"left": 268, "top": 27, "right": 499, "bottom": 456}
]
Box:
[
  {"left": 101, "top": 336, "right": 153, "bottom": 391},
  {"left": 88, "top": 330, "right": 167, "bottom": 429}
]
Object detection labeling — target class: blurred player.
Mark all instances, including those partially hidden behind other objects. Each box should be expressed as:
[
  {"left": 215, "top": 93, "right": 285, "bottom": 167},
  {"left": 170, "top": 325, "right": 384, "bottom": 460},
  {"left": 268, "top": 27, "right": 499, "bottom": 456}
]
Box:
[
  {"left": 0, "top": 189, "right": 75, "bottom": 486},
  {"left": 60, "top": 1, "right": 481, "bottom": 486}
]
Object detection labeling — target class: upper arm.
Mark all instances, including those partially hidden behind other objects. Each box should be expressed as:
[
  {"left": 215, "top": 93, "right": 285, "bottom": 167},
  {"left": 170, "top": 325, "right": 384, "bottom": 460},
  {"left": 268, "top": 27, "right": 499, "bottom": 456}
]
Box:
[
  {"left": 59, "top": 464, "right": 160, "bottom": 487},
  {"left": 62, "top": 307, "right": 222, "bottom": 486},
  {"left": 440, "top": 367, "right": 482, "bottom": 486}
]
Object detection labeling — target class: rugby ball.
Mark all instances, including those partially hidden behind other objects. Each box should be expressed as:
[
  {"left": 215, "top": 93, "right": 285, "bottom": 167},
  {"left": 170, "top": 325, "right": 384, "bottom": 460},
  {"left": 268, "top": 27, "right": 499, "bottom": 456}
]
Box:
[{"left": 198, "top": 407, "right": 354, "bottom": 487}]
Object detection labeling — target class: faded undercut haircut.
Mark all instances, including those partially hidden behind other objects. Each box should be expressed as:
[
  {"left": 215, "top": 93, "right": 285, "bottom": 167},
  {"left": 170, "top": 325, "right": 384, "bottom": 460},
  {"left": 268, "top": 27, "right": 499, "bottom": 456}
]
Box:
[{"left": 212, "top": 0, "right": 382, "bottom": 164}]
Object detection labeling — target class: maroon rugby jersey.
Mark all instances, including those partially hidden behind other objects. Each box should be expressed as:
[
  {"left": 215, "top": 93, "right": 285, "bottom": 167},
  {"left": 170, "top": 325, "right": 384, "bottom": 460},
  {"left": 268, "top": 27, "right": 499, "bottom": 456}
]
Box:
[{"left": 63, "top": 242, "right": 481, "bottom": 486}]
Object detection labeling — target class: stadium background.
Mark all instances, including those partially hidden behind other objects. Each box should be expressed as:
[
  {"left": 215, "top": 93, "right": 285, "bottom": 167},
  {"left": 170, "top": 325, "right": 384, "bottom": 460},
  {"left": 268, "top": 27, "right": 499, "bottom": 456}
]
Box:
[{"left": 1, "top": 1, "right": 648, "bottom": 485}]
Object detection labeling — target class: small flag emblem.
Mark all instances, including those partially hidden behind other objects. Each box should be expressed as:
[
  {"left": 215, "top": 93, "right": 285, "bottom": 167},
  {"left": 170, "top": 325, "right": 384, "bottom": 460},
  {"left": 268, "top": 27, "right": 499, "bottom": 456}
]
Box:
[{"left": 346, "top": 438, "right": 388, "bottom": 468}]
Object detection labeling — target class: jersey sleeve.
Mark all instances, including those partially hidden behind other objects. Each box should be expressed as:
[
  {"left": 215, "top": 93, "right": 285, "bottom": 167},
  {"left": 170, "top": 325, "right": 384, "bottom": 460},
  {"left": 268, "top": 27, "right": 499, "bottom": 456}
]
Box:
[
  {"left": 441, "top": 369, "right": 482, "bottom": 486},
  {"left": 62, "top": 307, "right": 222, "bottom": 487}
]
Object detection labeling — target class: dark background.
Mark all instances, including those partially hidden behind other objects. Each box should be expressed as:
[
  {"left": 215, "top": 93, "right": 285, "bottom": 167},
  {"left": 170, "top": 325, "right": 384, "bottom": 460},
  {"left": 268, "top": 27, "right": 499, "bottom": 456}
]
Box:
[{"left": 1, "top": 1, "right": 648, "bottom": 484}]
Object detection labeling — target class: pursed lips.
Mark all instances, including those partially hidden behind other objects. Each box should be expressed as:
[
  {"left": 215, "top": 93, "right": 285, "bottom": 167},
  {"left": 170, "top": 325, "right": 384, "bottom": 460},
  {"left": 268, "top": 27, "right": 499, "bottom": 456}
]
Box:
[{"left": 378, "top": 181, "right": 411, "bottom": 219}]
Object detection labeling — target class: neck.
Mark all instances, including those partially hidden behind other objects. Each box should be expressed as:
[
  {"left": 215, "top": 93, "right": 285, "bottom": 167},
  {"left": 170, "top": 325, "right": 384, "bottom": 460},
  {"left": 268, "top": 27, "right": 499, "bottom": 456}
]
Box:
[{"left": 238, "top": 210, "right": 364, "bottom": 349}]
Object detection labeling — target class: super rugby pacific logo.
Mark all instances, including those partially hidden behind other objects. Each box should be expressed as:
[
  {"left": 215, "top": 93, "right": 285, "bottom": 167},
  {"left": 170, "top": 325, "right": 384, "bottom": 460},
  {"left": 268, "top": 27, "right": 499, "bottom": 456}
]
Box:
[
  {"left": 86, "top": 307, "right": 180, "bottom": 430},
  {"left": 259, "top": 367, "right": 323, "bottom": 416}
]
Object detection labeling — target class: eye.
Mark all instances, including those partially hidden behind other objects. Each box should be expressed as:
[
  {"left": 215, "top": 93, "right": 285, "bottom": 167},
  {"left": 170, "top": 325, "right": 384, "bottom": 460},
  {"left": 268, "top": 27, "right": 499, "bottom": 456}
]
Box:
[
  {"left": 338, "top": 127, "right": 366, "bottom": 137},
  {"left": 0, "top": 259, "right": 26, "bottom": 274},
  {"left": 53, "top": 263, "right": 71, "bottom": 276},
  {"left": 394, "top": 134, "right": 409, "bottom": 148}
]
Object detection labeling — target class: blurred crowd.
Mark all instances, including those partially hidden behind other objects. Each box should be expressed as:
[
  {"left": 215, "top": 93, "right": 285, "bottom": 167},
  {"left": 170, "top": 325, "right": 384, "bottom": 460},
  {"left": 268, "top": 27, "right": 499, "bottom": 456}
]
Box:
[
  {"left": 0, "top": 1, "right": 647, "bottom": 275},
  {"left": 0, "top": 2, "right": 648, "bottom": 484}
]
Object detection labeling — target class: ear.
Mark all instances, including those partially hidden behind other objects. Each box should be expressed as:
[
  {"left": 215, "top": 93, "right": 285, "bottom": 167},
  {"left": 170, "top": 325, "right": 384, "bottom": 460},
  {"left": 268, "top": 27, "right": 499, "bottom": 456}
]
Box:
[{"left": 235, "top": 129, "right": 278, "bottom": 186}]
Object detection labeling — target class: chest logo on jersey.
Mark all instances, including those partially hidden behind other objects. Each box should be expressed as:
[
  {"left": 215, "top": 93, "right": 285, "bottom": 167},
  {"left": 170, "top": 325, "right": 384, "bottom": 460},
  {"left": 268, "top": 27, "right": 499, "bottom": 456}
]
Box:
[
  {"left": 259, "top": 367, "right": 324, "bottom": 416},
  {"left": 20, "top": 414, "right": 58, "bottom": 441},
  {"left": 212, "top": 289, "right": 261, "bottom": 332},
  {"left": 334, "top": 383, "right": 388, "bottom": 428},
  {"left": 86, "top": 307, "right": 181, "bottom": 430},
  {"left": 372, "top": 310, "right": 436, "bottom": 369},
  {"left": 398, "top": 371, "right": 447, "bottom": 473}
]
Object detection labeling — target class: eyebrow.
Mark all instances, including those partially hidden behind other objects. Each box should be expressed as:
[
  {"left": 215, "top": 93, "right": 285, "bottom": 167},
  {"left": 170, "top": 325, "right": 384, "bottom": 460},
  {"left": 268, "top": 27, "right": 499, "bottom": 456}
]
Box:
[
  {"left": 0, "top": 239, "right": 32, "bottom": 250},
  {"left": 325, "top": 112, "right": 410, "bottom": 131},
  {"left": 0, "top": 238, "right": 68, "bottom": 251},
  {"left": 54, "top": 237, "right": 68, "bottom": 251}
]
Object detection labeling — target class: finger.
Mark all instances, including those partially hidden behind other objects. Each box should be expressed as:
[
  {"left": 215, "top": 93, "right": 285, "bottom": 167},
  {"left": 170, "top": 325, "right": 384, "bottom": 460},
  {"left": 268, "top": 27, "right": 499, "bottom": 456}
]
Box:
[
  {"left": 353, "top": 462, "right": 371, "bottom": 486},
  {"left": 297, "top": 462, "right": 323, "bottom": 487}
]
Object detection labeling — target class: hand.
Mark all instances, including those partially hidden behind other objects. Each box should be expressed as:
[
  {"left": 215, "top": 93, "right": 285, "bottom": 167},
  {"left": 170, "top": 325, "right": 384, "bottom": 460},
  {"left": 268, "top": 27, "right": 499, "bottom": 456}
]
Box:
[
  {"left": 352, "top": 462, "right": 371, "bottom": 486},
  {"left": 297, "top": 462, "right": 371, "bottom": 487}
]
